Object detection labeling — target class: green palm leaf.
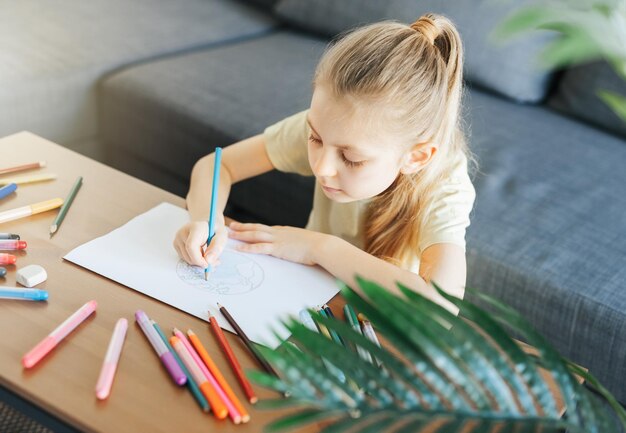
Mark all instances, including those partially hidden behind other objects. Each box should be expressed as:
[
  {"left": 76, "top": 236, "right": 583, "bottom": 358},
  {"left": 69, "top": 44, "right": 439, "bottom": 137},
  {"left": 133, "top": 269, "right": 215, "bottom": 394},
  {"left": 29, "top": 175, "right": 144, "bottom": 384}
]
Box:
[
  {"left": 248, "top": 277, "right": 625, "bottom": 432},
  {"left": 599, "top": 90, "right": 626, "bottom": 122},
  {"left": 493, "top": 0, "right": 626, "bottom": 122}
]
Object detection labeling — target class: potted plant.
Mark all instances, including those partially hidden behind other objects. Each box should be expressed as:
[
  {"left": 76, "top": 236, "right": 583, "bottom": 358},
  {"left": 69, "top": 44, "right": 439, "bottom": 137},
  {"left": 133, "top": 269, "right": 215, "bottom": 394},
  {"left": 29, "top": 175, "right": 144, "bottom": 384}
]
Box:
[
  {"left": 249, "top": 277, "right": 626, "bottom": 432},
  {"left": 493, "top": 0, "right": 626, "bottom": 121}
]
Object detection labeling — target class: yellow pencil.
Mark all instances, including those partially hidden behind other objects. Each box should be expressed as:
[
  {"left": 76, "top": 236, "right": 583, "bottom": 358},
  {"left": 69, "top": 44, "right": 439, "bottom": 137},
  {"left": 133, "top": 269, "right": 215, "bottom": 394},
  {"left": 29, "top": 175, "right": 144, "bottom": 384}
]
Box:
[{"left": 0, "top": 173, "right": 57, "bottom": 185}]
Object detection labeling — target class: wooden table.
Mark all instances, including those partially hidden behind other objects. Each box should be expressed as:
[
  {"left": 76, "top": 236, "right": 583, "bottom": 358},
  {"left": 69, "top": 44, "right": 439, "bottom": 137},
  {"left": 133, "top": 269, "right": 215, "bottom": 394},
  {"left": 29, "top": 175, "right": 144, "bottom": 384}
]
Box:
[
  {"left": 0, "top": 132, "right": 577, "bottom": 433},
  {"left": 0, "top": 132, "right": 322, "bottom": 433}
]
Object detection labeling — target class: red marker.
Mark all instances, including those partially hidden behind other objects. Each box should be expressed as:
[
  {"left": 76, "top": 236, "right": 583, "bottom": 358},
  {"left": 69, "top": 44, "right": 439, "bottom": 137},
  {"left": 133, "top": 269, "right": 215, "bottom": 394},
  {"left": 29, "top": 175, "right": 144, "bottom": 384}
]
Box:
[
  {"left": 0, "top": 254, "right": 16, "bottom": 265},
  {"left": 0, "top": 240, "right": 27, "bottom": 250}
]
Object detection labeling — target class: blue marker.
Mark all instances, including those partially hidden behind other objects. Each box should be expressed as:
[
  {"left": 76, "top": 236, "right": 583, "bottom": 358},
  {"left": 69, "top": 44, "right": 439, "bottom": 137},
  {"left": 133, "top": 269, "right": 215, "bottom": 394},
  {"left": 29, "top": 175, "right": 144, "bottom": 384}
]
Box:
[
  {"left": 0, "top": 267, "right": 6, "bottom": 278},
  {"left": 0, "top": 183, "right": 17, "bottom": 201},
  {"left": 0, "top": 287, "right": 48, "bottom": 301},
  {"left": 204, "top": 147, "right": 222, "bottom": 280}
]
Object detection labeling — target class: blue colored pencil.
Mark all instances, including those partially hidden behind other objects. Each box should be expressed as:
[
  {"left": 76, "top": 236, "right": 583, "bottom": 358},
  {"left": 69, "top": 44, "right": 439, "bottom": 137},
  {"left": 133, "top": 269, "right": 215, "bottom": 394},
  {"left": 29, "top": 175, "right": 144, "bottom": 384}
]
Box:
[{"left": 204, "top": 147, "right": 222, "bottom": 280}]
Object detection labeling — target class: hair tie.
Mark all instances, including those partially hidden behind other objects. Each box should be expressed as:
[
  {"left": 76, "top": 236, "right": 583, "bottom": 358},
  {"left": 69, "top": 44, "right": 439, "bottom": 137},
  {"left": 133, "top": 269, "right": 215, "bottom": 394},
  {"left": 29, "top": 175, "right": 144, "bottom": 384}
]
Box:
[{"left": 410, "top": 16, "right": 439, "bottom": 46}]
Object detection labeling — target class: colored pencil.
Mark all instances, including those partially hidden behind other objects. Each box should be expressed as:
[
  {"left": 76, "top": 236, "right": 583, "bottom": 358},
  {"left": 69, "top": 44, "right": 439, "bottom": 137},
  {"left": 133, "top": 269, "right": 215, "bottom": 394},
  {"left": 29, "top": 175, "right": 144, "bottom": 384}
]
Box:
[
  {"left": 0, "top": 161, "right": 46, "bottom": 176},
  {"left": 0, "top": 233, "right": 20, "bottom": 240},
  {"left": 344, "top": 305, "right": 372, "bottom": 363},
  {"left": 173, "top": 328, "right": 238, "bottom": 423},
  {"left": 50, "top": 176, "right": 82, "bottom": 238},
  {"left": 134, "top": 310, "right": 186, "bottom": 386},
  {"left": 0, "top": 198, "right": 63, "bottom": 224},
  {"left": 151, "top": 321, "right": 209, "bottom": 412},
  {"left": 95, "top": 318, "right": 128, "bottom": 400},
  {"left": 299, "top": 309, "right": 346, "bottom": 383},
  {"left": 318, "top": 305, "right": 359, "bottom": 392},
  {"left": 322, "top": 305, "right": 346, "bottom": 346},
  {"left": 0, "top": 183, "right": 17, "bottom": 201},
  {"left": 170, "top": 336, "right": 229, "bottom": 420},
  {"left": 0, "top": 287, "right": 48, "bottom": 301},
  {"left": 203, "top": 147, "right": 222, "bottom": 280},
  {"left": 22, "top": 300, "right": 97, "bottom": 368},
  {"left": 316, "top": 308, "right": 361, "bottom": 391},
  {"left": 208, "top": 311, "right": 258, "bottom": 404},
  {"left": 0, "top": 173, "right": 56, "bottom": 186},
  {"left": 358, "top": 314, "right": 384, "bottom": 368},
  {"left": 217, "top": 303, "right": 278, "bottom": 377},
  {"left": 314, "top": 306, "right": 332, "bottom": 340},
  {"left": 188, "top": 329, "right": 250, "bottom": 422}
]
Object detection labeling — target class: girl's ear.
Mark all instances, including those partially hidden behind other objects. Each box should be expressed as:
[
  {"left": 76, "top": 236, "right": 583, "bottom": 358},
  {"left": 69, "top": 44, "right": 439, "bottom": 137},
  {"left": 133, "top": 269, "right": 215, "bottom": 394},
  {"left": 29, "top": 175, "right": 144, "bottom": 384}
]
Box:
[{"left": 400, "top": 142, "right": 437, "bottom": 174}]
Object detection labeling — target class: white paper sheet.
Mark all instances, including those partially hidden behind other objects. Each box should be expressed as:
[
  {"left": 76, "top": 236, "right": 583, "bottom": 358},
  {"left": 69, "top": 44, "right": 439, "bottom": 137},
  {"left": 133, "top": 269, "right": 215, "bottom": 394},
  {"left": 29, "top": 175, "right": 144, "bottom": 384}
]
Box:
[{"left": 64, "top": 202, "right": 339, "bottom": 348}]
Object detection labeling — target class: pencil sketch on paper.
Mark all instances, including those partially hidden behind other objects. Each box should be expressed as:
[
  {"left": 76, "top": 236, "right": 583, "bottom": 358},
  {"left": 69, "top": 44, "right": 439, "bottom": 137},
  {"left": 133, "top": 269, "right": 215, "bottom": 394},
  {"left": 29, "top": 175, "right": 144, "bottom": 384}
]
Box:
[
  {"left": 64, "top": 202, "right": 339, "bottom": 347},
  {"left": 175, "top": 250, "right": 264, "bottom": 295}
]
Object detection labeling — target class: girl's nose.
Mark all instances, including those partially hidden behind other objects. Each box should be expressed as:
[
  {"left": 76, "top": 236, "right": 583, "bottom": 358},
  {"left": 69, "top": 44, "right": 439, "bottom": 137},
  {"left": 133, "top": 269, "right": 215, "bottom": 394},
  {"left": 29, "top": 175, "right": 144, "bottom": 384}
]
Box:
[{"left": 313, "top": 149, "right": 337, "bottom": 178}]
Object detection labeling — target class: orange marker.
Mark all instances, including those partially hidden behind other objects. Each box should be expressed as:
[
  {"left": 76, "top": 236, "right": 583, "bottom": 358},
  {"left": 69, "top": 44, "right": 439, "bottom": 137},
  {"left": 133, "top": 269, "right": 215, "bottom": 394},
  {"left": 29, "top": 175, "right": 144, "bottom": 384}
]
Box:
[
  {"left": 169, "top": 336, "right": 228, "bottom": 420},
  {"left": 187, "top": 329, "right": 250, "bottom": 423}
]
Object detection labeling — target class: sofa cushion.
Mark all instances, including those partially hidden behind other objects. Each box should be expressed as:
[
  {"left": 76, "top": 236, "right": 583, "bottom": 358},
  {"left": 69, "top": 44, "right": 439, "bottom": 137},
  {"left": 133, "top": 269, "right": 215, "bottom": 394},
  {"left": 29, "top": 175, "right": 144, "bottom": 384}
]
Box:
[
  {"left": 464, "top": 89, "right": 626, "bottom": 403},
  {"left": 274, "top": 0, "right": 556, "bottom": 103},
  {"left": 548, "top": 61, "right": 626, "bottom": 139},
  {"left": 274, "top": 0, "right": 389, "bottom": 35},
  {"left": 100, "top": 31, "right": 325, "bottom": 226},
  {"left": 0, "top": 0, "right": 276, "bottom": 145}
]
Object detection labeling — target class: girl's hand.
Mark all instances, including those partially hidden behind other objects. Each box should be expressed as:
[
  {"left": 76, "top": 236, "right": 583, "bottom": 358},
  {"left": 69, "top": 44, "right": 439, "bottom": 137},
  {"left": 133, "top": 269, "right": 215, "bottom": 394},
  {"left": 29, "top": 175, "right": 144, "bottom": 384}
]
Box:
[
  {"left": 228, "top": 222, "right": 325, "bottom": 266},
  {"left": 173, "top": 215, "right": 227, "bottom": 268}
]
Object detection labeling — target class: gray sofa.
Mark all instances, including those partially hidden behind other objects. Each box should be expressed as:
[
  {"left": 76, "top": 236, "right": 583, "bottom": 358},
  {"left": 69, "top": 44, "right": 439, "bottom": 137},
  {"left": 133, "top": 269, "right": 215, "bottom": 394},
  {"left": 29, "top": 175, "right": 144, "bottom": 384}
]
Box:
[{"left": 3, "top": 0, "right": 625, "bottom": 409}]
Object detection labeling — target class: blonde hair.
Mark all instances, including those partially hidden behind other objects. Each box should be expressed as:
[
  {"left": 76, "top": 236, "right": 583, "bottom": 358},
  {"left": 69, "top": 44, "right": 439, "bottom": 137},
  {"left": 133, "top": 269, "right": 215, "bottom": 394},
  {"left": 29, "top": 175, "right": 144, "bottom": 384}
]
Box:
[{"left": 314, "top": 14, "right": 472, "bottom": 267}]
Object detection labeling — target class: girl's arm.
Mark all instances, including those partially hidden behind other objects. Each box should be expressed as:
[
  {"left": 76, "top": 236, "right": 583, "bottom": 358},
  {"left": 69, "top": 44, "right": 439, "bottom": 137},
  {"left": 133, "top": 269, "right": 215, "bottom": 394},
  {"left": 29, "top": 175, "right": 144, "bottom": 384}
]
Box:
[
  {"left": 229, "top": 223, "right": 466, "bottom": 314},
  {"left": 174, "top": 134, "right": 274, "bottom": 267},
  {"left": 315, "top": 236, "right": 466, "bottom": 314}
]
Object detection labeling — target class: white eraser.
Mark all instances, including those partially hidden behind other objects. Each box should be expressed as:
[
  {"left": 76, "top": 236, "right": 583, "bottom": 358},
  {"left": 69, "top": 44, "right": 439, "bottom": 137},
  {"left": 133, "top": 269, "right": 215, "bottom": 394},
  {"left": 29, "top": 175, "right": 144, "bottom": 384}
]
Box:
[{"left": 16, "top": 264, "right": 48, "bottom": 288}]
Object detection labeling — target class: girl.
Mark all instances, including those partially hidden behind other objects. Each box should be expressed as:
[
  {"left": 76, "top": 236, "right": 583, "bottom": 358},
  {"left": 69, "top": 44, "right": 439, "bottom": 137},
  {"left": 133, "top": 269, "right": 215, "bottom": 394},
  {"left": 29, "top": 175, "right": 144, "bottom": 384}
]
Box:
[{"left": 174, "top": 14, "right": 475, "bottom": 313}]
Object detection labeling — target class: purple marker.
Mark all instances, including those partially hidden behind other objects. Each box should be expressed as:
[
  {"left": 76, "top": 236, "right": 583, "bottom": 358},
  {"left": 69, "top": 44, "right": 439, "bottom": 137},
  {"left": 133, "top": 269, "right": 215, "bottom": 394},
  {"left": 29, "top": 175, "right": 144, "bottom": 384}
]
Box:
[{"left": 135, "top": 310, "right": 186, "bottom": 386}]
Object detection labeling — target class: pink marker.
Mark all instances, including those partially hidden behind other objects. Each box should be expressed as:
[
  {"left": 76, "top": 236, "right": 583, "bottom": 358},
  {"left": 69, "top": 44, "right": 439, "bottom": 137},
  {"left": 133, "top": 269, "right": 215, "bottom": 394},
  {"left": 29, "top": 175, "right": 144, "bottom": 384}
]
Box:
[
  {"left": 95, "top": 318, "right": 128, "bottom": 400},
  {"left": 22, "top": 300, "right": 97, "bottom": 368},
  {"left": 173, "top": 328, "right": 241, "bottom": 423},
  {"left": 0, "top": 240, "right": 27, "bottom": 250},
  {"left": 135, "top": 310, "right": 186, "bottom": 386}
]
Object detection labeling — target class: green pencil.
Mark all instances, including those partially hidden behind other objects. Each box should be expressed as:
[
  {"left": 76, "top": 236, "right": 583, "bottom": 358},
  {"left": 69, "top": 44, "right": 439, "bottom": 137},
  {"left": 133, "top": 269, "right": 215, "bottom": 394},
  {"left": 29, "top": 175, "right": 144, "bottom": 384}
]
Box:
[
  {"left": 344, "top": 304, "right": 373, "bottom": 363},
  {"left": 49, "top": 176, "right": 82, "bottom": 238}
]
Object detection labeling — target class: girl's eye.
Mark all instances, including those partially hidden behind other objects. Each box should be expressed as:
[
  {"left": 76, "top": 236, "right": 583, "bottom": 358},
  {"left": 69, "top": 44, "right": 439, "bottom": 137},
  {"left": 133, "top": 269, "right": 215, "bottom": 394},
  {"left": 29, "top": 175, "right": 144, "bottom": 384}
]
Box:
[
  {"left": 308, "top": 134, "right": 365, "bottom": 167},
  {"left": 341, "top": 153, "right": 365, "bottom": 168},
  {"left": 308, "top": 134, "right": 322, "bottom": 144}
]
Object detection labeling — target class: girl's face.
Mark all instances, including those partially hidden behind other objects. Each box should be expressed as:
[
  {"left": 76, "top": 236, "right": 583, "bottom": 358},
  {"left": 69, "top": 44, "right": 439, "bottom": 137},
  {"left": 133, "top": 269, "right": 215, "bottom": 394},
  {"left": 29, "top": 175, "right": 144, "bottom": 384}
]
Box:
[{"left": 307, "top": 85, "right": 427, "bottom": 203}]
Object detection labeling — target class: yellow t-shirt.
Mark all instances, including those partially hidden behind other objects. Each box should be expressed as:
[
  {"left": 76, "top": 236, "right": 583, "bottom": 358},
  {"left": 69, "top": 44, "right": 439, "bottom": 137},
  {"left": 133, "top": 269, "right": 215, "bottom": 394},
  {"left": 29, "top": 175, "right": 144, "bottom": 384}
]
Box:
[{"left": 264, "top": 110, "right": 476, "bottom": 273}]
